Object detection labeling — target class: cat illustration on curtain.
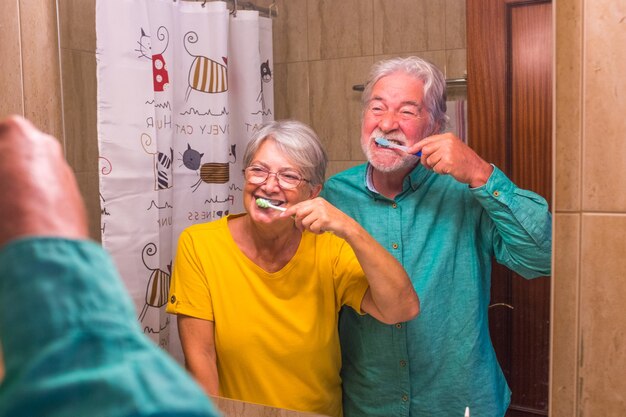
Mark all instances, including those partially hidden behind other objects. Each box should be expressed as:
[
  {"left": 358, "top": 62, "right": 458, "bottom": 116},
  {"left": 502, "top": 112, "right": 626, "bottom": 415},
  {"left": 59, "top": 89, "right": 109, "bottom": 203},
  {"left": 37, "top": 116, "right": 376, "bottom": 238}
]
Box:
[
  {"left": 257, "top": 59, "right": 272, "bottom": 112},
  {"left": 141, "top": 133, "right": 174, "bottom": 190},
  {"left": 138, "top": 243, "right": 172, "bottom": 329},
  {"left": 180, "top": 143, "right": 234, "bottom": 192},
  {"left": 183, "top": 31, "right": 228, "bottom": 102},
  {"left": 136, "top": 26, "right": 170, "bottom": 92}
]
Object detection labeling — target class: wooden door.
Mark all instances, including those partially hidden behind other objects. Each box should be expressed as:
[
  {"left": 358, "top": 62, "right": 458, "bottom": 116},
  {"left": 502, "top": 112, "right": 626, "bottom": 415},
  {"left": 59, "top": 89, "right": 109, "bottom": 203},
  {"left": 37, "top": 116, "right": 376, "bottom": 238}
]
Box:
[{"left": 467, "top": 1, "right": 552, "bottom": 416}]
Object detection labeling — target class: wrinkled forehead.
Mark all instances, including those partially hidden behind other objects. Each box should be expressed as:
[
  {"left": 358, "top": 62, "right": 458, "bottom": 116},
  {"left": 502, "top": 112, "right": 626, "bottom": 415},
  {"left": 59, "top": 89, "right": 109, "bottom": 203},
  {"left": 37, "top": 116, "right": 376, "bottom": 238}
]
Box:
[{"left": 369, "top": 73, "right": 425, "bottom": 104}]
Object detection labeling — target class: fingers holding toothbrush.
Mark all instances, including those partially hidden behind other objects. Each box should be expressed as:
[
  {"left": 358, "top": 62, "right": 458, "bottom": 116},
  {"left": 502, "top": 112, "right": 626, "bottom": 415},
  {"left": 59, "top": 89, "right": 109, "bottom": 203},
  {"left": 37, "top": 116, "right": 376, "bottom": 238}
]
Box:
[
  {"left": 413, "top": 132, "right": 493, "bottom": 188},
  {"left": 281, "top": 197, "right": 356, "bottom": 239}
]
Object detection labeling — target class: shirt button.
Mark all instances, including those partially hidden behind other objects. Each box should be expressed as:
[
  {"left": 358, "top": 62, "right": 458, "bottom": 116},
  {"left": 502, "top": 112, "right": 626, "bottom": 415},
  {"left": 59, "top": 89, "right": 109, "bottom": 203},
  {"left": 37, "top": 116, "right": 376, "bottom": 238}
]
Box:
[
  {"left": 493, "top": 190, "right": 500, "bottom": 197},
  {"left": 170, "top": 295, "right": 176, "bottom": 304},
  {"left": 402, "top": 394, "right": 409, "bottom": 402},
  {"left": 392, "top": 203, "right": 397, "bottom": 209},
  {"left": 392, "top": 243, "right": 399, "bottom": 249},
  {"left": 400, "top": 360, "right": 407, "bottom": 367},
  {"left": 395, "top": 323, "right": 402, "bottom": 329}
]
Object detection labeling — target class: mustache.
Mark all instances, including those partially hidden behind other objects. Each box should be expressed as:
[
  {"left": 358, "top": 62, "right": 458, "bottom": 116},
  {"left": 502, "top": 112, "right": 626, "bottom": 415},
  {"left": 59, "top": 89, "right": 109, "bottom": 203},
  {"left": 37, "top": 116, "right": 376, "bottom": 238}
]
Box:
[{"left": 371, "top": 128, "right": 407, "bottom": 144}]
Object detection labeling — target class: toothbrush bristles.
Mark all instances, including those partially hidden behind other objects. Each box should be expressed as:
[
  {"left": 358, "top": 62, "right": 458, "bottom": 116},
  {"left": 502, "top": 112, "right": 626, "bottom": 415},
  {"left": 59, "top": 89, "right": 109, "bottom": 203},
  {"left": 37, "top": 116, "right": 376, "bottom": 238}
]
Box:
[
  {"left": 256, "top": 198, "right": 286, "bottom": 212},
  {"left": 375, "top": 137, "right": 421, "bottom": 157}
]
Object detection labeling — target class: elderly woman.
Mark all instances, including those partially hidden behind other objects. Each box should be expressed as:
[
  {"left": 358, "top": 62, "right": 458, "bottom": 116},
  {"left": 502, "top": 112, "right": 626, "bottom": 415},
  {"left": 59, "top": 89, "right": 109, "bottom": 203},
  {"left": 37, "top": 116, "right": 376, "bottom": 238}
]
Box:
[{"left": 166, "top": 120, "right": 419, "bottom": 417}]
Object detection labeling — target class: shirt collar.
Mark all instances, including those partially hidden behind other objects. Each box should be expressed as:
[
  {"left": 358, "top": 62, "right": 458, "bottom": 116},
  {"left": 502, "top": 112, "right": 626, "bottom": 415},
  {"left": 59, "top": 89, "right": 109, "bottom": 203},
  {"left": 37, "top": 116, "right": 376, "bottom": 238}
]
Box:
[{"left": 364, "top": 162, "right": 434, "bottom": 197}]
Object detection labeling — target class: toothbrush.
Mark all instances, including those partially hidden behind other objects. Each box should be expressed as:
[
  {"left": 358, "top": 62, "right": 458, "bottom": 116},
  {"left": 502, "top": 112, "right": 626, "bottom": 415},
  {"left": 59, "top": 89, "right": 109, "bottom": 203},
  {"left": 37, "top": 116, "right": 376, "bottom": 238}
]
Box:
[
  {"left": 465, "top": 407, "right": 470, "bottom": 417},
  {"left": 256, "top": 197, "right": 286, "bottom": 212},
  {"left": 375, "top": 137, "right": 422, "bottom": 157}
]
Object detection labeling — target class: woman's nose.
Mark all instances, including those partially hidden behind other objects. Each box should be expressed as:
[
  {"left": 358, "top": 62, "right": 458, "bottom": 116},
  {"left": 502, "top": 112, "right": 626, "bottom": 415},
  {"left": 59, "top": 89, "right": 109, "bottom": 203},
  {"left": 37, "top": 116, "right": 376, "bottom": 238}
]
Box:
[{"left": 262, "top": 172, "right": 281, "bottom": 190}]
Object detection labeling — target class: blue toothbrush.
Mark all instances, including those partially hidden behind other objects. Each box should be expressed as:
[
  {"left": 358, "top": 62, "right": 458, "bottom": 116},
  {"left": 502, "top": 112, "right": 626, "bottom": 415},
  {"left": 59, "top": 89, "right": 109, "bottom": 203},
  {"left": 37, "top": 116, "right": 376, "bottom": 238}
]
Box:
[{"left": 375, "top": 137, "right": 422, "bottom": 157}]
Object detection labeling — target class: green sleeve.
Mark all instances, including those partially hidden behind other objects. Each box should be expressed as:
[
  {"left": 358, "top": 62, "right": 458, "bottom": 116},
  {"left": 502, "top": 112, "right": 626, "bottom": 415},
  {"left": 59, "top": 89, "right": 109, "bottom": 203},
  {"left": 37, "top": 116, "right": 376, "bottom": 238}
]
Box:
[{"left": 0, "top": 237, "right": 220, "bottom": 417}]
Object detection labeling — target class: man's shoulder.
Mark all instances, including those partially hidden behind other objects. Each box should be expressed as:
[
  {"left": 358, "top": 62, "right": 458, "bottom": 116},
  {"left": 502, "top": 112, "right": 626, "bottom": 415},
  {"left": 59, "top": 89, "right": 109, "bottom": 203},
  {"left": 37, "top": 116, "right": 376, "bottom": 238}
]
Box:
[{"left": 325, "top": 163, "right": 367, "bottom": 188}]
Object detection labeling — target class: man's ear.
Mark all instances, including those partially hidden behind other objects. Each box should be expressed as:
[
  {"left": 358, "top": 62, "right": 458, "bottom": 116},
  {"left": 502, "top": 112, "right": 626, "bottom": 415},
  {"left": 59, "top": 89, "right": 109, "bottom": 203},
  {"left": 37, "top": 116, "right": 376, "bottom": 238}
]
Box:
[
  {"left": 309, "top": 184, "right": 323, "bottom": 199},
  {"left": 426, "top": 121, "right": 441, "bottom": 138}
]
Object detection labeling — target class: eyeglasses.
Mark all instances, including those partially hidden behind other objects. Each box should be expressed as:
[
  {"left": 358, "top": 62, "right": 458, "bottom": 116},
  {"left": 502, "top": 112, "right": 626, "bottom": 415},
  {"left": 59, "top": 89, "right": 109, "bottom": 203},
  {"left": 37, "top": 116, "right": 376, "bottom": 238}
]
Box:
[{"left": 243, "top": 166, "right": 310, "bottom": 190}]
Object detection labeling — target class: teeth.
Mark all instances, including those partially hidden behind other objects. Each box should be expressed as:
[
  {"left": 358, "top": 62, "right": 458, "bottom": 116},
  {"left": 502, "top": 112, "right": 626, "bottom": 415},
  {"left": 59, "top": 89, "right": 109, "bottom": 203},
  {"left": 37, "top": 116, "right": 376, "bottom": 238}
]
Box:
[{"left": 258, "top": 197, "right": 283, "bottom": 206}]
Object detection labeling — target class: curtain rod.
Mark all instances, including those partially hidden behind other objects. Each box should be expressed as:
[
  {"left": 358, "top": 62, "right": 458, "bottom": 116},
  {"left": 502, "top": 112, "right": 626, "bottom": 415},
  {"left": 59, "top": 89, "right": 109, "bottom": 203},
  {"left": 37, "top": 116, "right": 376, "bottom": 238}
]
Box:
[
  {"left": 233, "top": 0, "right": 278, "bottom": 17},
  {"left": 185, "top": 0, "right": 278, "bottom": 17}
]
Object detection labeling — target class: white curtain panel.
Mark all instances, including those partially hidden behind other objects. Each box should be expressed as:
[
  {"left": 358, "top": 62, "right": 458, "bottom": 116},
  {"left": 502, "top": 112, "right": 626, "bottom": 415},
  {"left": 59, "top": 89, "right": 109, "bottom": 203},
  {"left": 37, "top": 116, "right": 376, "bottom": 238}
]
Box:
[{"left": 96, "top": 0, "right": 274, "bottom": 361}]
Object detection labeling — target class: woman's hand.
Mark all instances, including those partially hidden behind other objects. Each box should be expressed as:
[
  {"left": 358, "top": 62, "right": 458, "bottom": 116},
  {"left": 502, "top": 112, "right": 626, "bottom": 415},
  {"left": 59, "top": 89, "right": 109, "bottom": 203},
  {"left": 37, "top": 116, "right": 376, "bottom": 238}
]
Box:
[
  {"left": 281, "top": 197, "right": 357, "bottom": 239},
  {"left": 283, "top": 197, "right": 420, "bottom": 324}
]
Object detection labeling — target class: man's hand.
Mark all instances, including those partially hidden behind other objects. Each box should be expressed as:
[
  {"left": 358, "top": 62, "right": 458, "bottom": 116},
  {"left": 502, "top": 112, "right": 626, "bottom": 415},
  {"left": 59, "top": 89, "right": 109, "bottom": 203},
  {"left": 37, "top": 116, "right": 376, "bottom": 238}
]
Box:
[
  {"left": 0, "top": 115, "right": 88, "bottom": 247},
  {"left": 412, "top": 132, "right": 493, "bottom": 187}
]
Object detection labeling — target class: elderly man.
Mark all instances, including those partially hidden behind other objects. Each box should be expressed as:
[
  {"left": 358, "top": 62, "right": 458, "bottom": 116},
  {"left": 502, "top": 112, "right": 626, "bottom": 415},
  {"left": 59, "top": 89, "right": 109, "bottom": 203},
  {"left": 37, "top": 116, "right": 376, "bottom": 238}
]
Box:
[{"left": 321, "top": 56, "right": 551, "bottom": 417}]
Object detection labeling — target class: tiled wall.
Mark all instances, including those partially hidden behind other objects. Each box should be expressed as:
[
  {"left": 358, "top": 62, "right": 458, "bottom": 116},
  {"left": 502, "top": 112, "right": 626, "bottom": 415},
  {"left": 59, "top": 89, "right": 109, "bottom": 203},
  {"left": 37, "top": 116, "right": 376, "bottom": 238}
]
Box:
[
  {"left": 0, "top": 0, "right": 100, "bottom": 240},
  {"left": 271, "top": 0, "right": 467, "bottom": 176},
  {"left": 58, "top": 0, "right": 101, "bottom": 240},
  {"left": 0, "top": 0, "right": 64, "bottom": 138},
  {"left": 552, "top": 0, "right": 626, "bottom": 416}
]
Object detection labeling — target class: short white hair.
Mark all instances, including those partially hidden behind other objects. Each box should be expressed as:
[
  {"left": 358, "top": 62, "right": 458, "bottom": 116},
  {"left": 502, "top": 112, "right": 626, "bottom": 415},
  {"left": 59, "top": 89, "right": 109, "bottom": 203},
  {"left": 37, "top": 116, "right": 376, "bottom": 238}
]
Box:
[
  {"left": 243, "top": 120, "right": 328, "bottom": 186},
  {"left": 362, "top": 56, "right": 449, "bottom": 134}
]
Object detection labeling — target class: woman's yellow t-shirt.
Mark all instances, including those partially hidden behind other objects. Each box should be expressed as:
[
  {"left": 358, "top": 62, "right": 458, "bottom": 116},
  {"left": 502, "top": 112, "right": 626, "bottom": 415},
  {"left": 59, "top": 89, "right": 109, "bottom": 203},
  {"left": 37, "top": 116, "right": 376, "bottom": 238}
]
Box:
[{"left": 167, "top": 214, "right": 369, "bottom": 417}]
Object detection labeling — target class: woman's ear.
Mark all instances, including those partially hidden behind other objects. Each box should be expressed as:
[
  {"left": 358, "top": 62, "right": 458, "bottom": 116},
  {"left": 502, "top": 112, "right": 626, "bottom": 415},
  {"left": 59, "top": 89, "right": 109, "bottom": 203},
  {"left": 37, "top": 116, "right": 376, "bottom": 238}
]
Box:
[{"left": 309, "top": 184, "right": 323, "bottom": 199}]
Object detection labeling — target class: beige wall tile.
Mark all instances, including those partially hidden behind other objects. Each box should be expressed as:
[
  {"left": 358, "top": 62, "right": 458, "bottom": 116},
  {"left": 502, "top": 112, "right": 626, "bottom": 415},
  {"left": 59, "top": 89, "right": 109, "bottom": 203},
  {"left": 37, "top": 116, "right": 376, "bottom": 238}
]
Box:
[
  {"left": 58, "top": 0, "right": 96, "bottom": 52},
  {"left": 309, "top": 57, "right": 373, "bottom": 160},
  {"left": 579, "top": 214, "right": 626, "bottom": 415},
  {"left": 74, "top": 170, "right": 102, "bottom": 242},
  {"left": 555, "top": 0, "right": 582, "bottom": 212},
  {"left": 0, "top": 1, "right": 24, "bottom": 118},
  {"left": 445, "top": 0, "right": 465, "bottom": 49},
  {"left": 19, "top": 0, "right": 64, "bottom": 140},
  {"left": 273, "top": 62, "right": 311, "bottom": 124},
  {"left": 326, "top": 160, "right": 365, "bottom": 178},
  {"left": 445, "top": 48, "right": 466, "bottom": 79},
  {"left": 582, "top": 1, "right": 626, "bottom": 212},
  {"left": 273, "top": 0, "right": 308, "bottom": 64},
  {"left": 61, "top": 48, "right": 98, "bottom": 174},
  {"left": 307, "top": 0, "right": 373, "bottom": 60},
  {"left": 551, "top": 213, "right": 580, "bottom": 417},
  {"left": 373, "top": 0, "right": 445, "bottom": 55}
]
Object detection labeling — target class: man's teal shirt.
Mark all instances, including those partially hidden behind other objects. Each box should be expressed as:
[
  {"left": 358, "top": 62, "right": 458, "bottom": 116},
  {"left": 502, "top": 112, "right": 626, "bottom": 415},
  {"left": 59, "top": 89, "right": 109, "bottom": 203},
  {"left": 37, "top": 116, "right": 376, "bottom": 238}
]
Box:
[{"left": 321, "top": 163, "right": 551, "bottom": 417}]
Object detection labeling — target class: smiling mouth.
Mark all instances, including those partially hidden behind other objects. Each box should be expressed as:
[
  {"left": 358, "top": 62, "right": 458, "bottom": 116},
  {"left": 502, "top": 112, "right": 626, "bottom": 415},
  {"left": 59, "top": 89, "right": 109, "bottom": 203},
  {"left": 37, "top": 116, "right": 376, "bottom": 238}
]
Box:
[{"left": 374, "top": 139, "right": 404, "bottom": 148}]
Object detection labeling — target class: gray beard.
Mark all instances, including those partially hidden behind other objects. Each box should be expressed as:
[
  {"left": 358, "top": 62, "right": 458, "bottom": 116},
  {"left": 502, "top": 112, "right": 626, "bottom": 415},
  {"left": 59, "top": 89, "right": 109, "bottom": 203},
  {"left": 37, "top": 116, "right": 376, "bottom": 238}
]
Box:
[{"left": 362, "top": 145, "right": 419, "bottom": 173}]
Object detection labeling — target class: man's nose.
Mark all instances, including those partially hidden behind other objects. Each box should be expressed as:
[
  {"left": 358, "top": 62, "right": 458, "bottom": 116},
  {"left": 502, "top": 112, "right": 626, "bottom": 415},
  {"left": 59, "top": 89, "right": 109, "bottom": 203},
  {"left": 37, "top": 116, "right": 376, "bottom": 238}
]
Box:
[{"left": 379, "top": 110, "right": 400, "bottom": 131}]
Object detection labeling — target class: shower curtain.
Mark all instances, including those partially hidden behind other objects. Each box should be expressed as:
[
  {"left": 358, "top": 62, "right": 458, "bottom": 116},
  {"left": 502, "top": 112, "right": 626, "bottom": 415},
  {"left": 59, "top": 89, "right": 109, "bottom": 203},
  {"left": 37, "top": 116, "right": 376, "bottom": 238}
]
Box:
[{"left": 96, "top": 0, "right": 274, "bottom": 361}]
